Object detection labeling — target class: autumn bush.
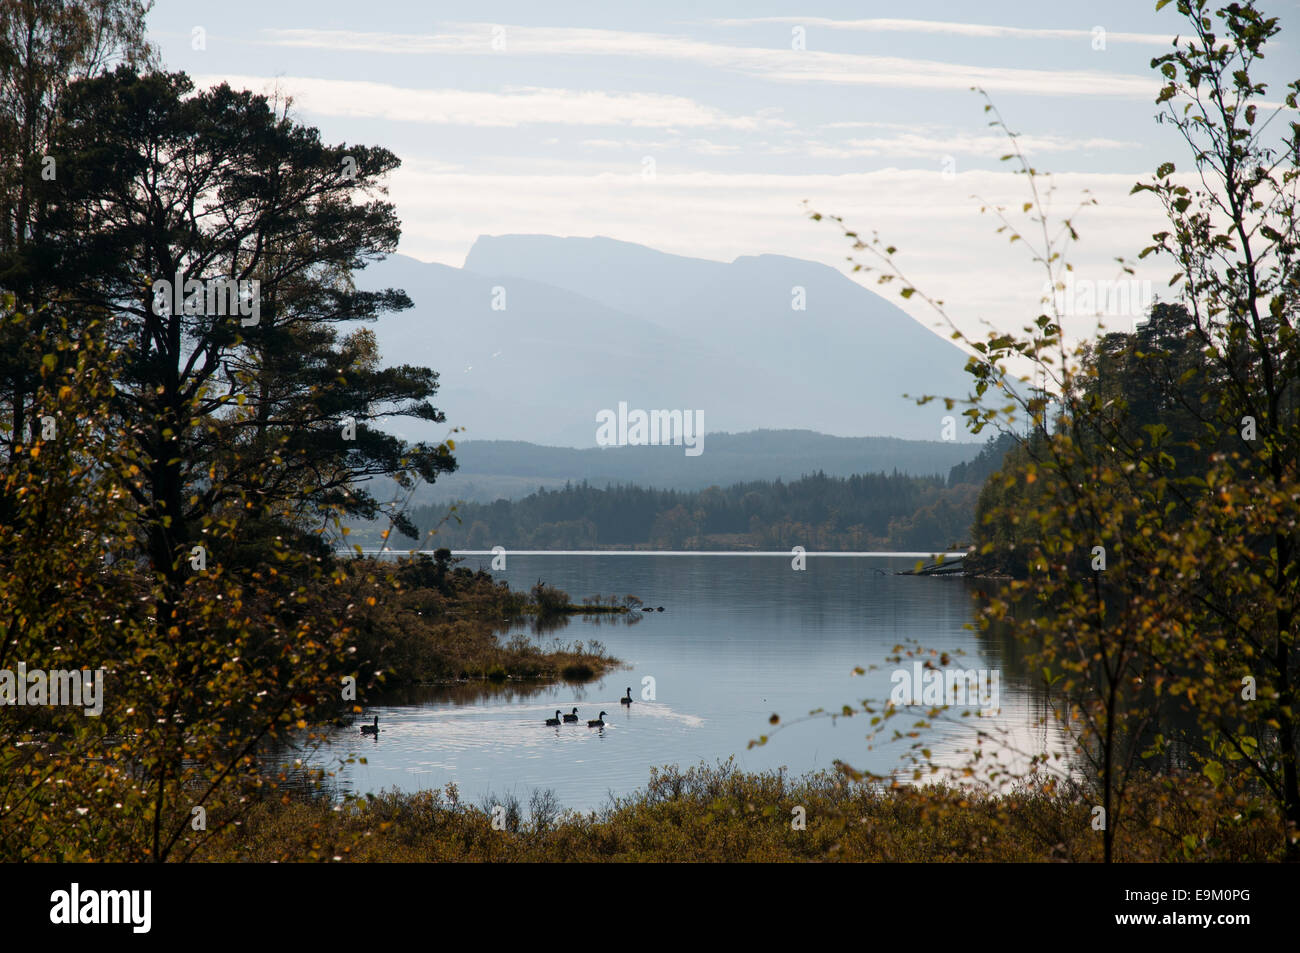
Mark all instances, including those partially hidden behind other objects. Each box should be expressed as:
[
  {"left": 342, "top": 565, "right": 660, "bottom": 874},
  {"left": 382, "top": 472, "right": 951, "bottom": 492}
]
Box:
[{"left": 196, "top": 759, "right": 1283, "bottom": 863}]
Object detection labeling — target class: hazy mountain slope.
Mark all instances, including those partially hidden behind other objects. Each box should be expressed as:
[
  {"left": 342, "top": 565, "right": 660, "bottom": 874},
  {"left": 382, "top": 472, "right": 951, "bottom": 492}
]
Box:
[
  {"left": 354, "top": 253, "right": 808, "bottom": 447},
  {"left": 461, "top": 235, "right": 977, "bottom": 440},
  {"left": 352, "top": 236, "right": 980, "bottom": 446}
]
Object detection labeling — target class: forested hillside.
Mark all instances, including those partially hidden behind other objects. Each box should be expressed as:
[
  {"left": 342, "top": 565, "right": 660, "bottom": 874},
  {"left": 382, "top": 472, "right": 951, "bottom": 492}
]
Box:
[{"left": 381, "top": 439, "right": 1011, "bottom": 551}]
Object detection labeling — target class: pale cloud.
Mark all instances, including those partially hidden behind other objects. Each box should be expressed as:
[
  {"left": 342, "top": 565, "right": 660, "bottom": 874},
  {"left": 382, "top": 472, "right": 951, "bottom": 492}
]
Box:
[
  {"left": 798, "top": 132, "right": 1135, "bottom": 159},
  {"left": 190, "top": 73, "right": 785, "bottom": 129},
  {"left": 747, "top": 54, "right": 1151, "bottom": 97},
  {"left": 255, "top": 25, "right": 1157, "bottom": 99},
  {"left": 581, "top": 137, "right": 740, "bottom": 155},
  {"left": 392, "top": 156, "right": 464, "bottom": 174},
  {"left": 713, "top": 17, "right": 1176, "bottom": 46},
  {"left": 205, "top": 25, "right": 1192, "bottom": 352},
  {"left": 580, "top": 138, "right": 641, "bottom": 149},
  {"left": 381, "top": 164, "right": 1175, "bottom": 348},
  {"left": 821, "top": 121, "right": 921, "bottom": 131},
  {"left": 687, "top": 140, "right": 742, "bottom": 156}
]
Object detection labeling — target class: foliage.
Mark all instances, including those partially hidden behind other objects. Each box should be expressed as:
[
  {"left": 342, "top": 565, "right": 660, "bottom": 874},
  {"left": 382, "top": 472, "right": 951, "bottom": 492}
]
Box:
[
  {"left": 0, "top": 2, "right": 464, "bottom": 862},
  {"left": 40, "top": 66, "right": 456, "bottom": 569},
  {"left": 195, "top": 759, "right": 1282, "bottom": 862},
  {"left": 0, "top": 307, "right": 356, "bottom": 861},
  {"left": 0, "top": 0, "right": 154, "bottom": 464},
  {"left": 802, "top": 0, "right": 1300, "bottom": 862}
]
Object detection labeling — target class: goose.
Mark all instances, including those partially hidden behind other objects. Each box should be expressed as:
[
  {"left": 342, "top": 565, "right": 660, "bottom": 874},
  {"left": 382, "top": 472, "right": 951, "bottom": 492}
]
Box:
[
  {"left": 545, "top": 709, "right": 562, "bottom": 726},
  {"left": 620, "top": 687, "right": 633, "bottom": 706},
  {"left": 562, "top": 707, "right": 579, "bottom": 723},
  {"left": 587, "top": 711, "right": 607, "bottom": 727},
  {"left": 360, "top": 715, "right": 378, "bottom": 735}
]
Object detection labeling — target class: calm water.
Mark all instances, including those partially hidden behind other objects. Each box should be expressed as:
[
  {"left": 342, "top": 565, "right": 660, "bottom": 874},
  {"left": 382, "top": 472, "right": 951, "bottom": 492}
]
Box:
[{"left": 299, "top": 555, "right": 1061, "bottom": 812}]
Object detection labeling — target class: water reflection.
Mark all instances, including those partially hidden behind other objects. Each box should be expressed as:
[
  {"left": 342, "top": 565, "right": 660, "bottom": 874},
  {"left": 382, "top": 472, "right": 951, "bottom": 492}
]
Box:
[
  {"left": 517, "top": 606, "right": 643, "bottom": 638},
  {"left": 370, "top": 680, "right": 572, "bottom": 708},
  {"left": 275, "top": 556, "right": 1072, "bottom": 812}
]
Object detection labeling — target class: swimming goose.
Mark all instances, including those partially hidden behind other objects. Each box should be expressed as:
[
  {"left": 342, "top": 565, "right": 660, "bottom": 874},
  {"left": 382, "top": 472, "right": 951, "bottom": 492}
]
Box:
[
  {"left": 360, "top": 715, "right": 379, "bottom": 735},
  {"left": 620, "top": 687, "right": 633, "bottom": 706},
  {"left": 545, "top": 709, "right": 562, "bottom": 726},
  {"left": 562, "top": 707, "right": 579, "bottom": 723},
  {"left": 587, "top": 711, "right": 607, "bottom": 727}
]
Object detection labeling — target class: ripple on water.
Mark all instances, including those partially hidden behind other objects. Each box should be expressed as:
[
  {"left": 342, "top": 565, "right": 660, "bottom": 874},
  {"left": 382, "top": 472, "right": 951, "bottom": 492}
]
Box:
[
  {"left": 280, "top": 555, "right": 1058, "bottom": 813},
  {"left": 319, "top": 699, "right": 705, "bottom": 778}
]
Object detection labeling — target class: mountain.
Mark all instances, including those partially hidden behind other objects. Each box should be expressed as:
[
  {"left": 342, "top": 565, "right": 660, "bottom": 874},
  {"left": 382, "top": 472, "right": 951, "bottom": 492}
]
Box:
[
  {"left": 366, "top": 430, "right": 987, "bottom": 505},
  {"left": 352, "top": 235, "right": 981, "bottom": 447}
]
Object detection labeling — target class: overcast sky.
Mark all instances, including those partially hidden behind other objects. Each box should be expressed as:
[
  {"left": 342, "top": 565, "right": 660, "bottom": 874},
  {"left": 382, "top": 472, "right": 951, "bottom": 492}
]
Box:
[{"left": 146, "top": 1, "right": 1298, "bottom": 346}]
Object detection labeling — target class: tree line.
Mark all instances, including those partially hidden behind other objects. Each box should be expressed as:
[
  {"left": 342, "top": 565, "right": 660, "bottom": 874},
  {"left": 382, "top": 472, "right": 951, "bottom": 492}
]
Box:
[
  {"left": 400, "top": 438, "right": 1013, "bottom": 552},
  {"left": 0, "top": 0, "right": 455, "bottom": 860},
  {"left": 806, "top": 0, "right": 1299, "bottom": 861}
]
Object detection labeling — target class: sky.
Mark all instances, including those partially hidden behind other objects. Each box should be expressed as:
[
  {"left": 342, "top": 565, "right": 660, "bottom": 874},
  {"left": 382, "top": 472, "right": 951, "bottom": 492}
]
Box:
[{"left": 144, "top": 1, "right": 1299, "bottom": 347}]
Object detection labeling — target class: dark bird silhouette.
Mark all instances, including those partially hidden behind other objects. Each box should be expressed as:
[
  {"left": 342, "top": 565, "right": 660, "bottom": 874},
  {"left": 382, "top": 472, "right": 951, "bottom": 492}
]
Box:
[
  {"left": 545, "top": 709, "right": 562, "bottom": 726},
  {"left": 562, "top": 707, "right": 579, "bottom": 722},
  {"left": 360, "top": 715, "right": 378, "bottom": 735},
  {"left": 587, "top": 711, "right": 607, "bottom": 727},
  {"left": 620, "top": 687, "right": 633, "bottom": 706}
]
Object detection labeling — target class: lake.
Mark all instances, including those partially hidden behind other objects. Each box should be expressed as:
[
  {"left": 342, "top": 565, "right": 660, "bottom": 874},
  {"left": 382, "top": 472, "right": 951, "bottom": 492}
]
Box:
[{"left": 299, "top": 554, "right": 1063, "bottom": 813}]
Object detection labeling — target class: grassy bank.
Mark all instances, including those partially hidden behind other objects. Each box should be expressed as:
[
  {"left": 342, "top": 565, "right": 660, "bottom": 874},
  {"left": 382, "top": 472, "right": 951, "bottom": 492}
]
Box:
[
  {"left": 344, "top": 551, "right": 624, "bottom": 688},
  {"left": 199, "top": 760, "right": 1283, "bottom": 862}
]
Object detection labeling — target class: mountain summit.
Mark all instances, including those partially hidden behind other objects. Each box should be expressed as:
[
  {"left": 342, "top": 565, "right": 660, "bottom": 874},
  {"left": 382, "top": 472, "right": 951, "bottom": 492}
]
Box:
[{"left": 356, "top": 235, "right": 977, "bottom": 446}]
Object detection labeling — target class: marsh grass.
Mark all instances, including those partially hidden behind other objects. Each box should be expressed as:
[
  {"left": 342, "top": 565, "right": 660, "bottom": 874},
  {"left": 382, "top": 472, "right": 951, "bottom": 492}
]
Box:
[{"left": 197, "top": 759, "right": 1283, "bottom": 862}]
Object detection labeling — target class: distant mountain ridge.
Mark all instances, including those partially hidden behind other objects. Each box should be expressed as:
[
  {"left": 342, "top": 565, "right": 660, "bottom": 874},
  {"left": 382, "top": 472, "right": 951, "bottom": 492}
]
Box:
[
  {"left": 377, "top": 429, "right": 984, "bottom": 505},
  {"left": 352, "top": 235, "right": 980, "bottom": 447}
]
